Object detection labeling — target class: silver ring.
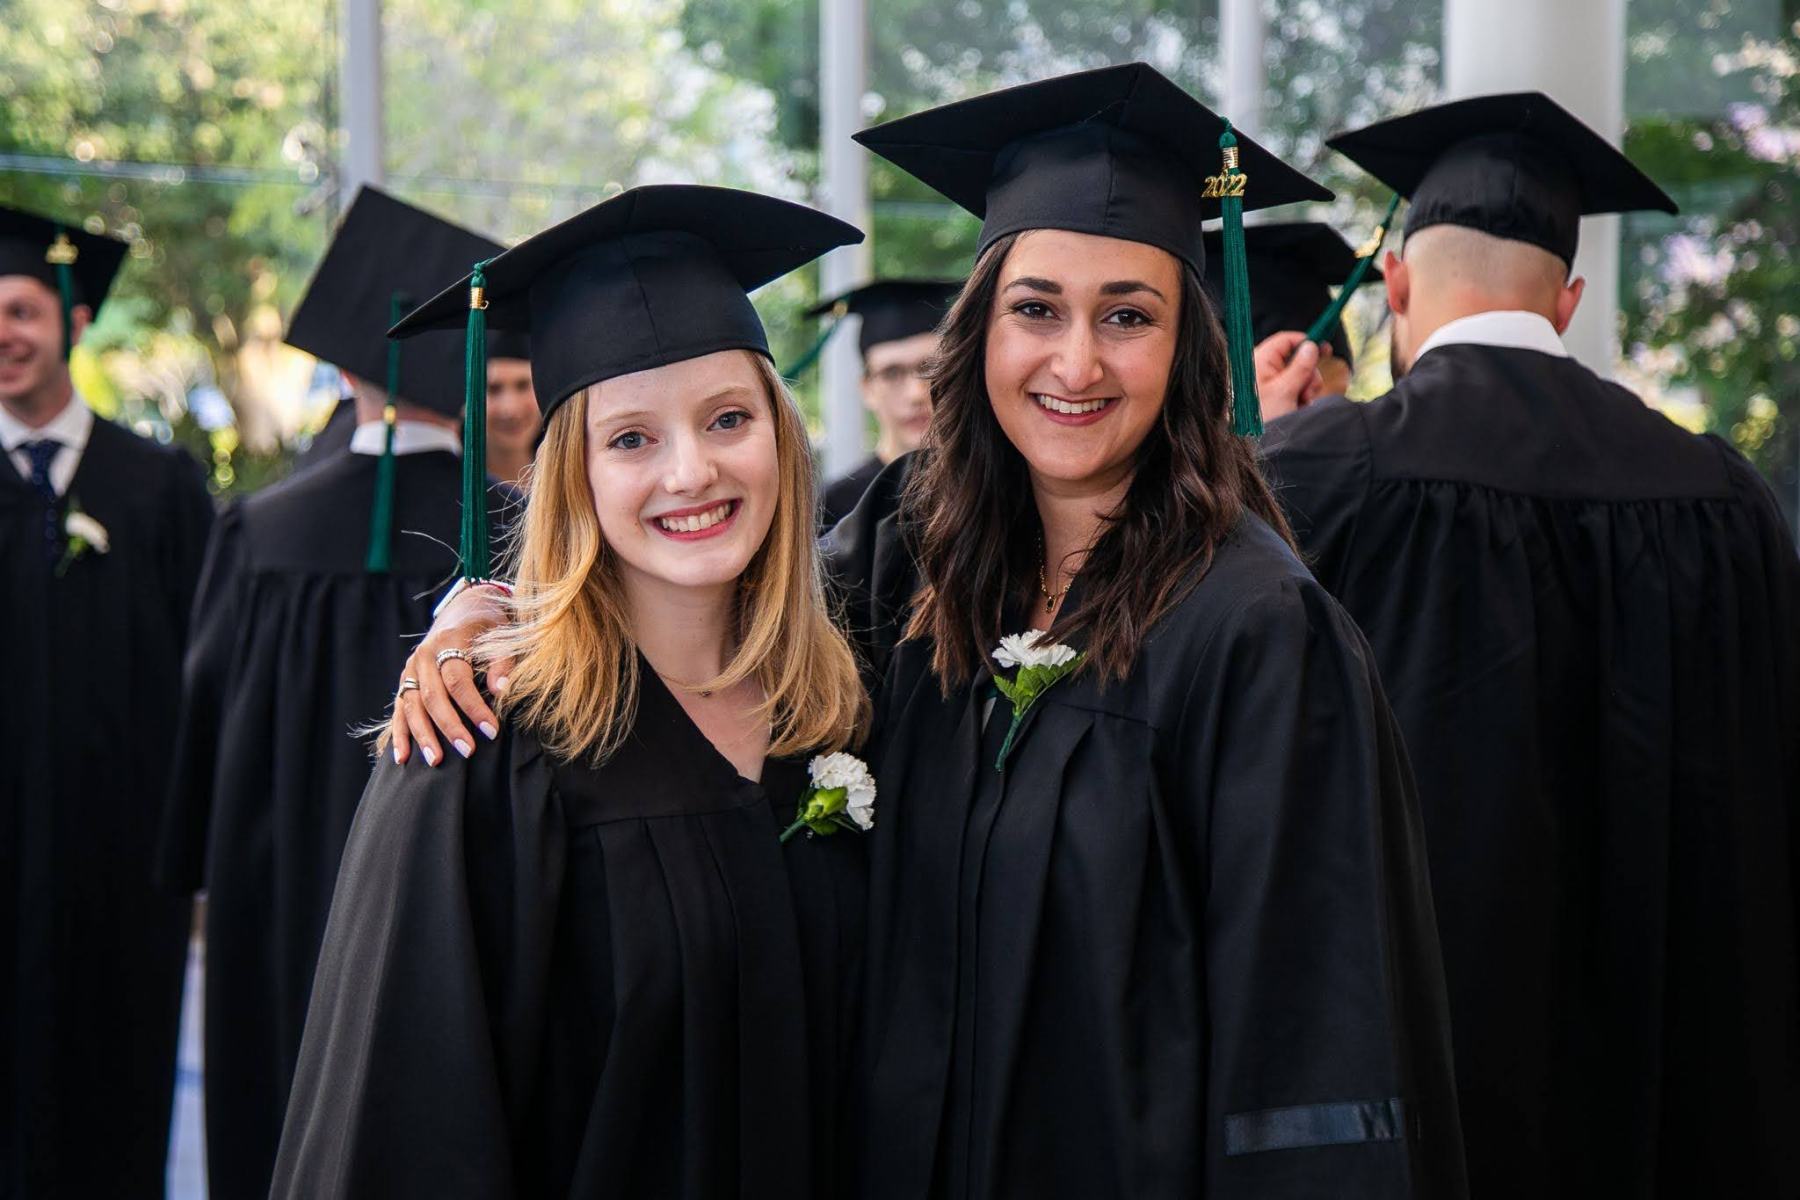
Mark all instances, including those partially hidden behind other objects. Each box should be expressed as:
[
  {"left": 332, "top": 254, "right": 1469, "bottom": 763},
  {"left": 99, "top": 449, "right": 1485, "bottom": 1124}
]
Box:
[
  {"left": 434, "top": 647, "right": 470, "bottom": 668},
  {"left": 397, "top": 678, "right": 421, "bottom": 696}
]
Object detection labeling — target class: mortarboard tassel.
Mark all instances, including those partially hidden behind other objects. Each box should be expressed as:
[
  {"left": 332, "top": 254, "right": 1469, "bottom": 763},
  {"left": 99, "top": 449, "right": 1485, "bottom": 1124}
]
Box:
[
  {"left": 365, "top": 292, "right": 409, "bottom": 573},
  {"left": 1304, "top": 192, "right": 1401, "bottom": 348},
  {"left": 45, "top": 232, "right": 79, "bottom": 363},
  {"left": 1212, "top": 123, "right": 1262, "bottom": 437},
  {"left": 780, "top": 299, "right": 848, "bottom": 379},
  {"left": 459, "top": 259, "right": 493, "bottom": 582}
]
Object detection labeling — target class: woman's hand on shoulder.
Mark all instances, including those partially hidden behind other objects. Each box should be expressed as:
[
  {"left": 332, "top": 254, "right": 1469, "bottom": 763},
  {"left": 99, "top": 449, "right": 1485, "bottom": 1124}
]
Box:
[{"left": 391, "top": 586, "right": 517, "bottom": 767}]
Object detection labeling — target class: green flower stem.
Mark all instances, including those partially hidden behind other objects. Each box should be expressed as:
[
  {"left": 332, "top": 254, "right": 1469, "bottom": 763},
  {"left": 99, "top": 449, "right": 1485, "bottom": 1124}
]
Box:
[
  {"left": 994, "top": 709, "right": 1028, "bottom": 772},
  {"left": 990, "top": 655, "right": 1082, "bottom": 771},
  {"left": 781, "top": 785, "right": 849, "bottom": 842}
]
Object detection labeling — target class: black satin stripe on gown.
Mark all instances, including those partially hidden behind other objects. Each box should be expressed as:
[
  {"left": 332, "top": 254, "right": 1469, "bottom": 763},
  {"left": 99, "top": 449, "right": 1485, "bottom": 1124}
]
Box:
[
  {"left": 271, "top": 666, "right": 864, "bottom": 1199},
  {"left": 0, "top": 418, "right": 213, "bottom": 1200},
  {"left": 1261, "top": 344, "right": 1800, "bottom": 1198},
  {"left": 832, "top": 492, "right": 1468, "bottom": 1198},
  {"left": 155, "top": 448, "right": 516, "bottom": 1200}
]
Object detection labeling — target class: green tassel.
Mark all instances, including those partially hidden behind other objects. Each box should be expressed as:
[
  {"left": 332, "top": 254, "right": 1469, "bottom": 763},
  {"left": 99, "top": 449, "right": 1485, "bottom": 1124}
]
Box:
[
  {"left": 1304, "top": 193, "right": 1401, "bottom": 347},
  {"left": 46, "top": 232, "right": 78, "bottom": 362},
  {"left": 459, "top": 260, "right": 493, "bottom": 582},
  {"left": 780, "top": 307, "right": 845, "bottom": 379},
  {"left": 365, "top": 292, "right": 409, "bottom": 573},
  {"left": 1216, "top": 122, "right": 1261, "bottom": 438}
]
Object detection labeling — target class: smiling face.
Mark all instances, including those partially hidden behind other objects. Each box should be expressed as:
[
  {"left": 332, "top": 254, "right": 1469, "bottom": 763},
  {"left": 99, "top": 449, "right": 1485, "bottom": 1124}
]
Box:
[
  {"left": 0, "top": 275, "right": 85, "bottom": 421},
  {"left": 982, "top": 229, "right": 1180, "bottom": 496},
  {"left": 584, "top": 348, "right": 780, "bottom": 603}
]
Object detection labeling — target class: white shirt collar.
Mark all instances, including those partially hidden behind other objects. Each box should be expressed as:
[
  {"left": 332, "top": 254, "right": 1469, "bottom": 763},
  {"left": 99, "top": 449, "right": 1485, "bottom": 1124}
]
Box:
[
  {"left": 1414, "top": 310, "right": 1569, "bottom": 364},
  {"left": 0, "top": 391, "right": 95, "bottom": 453},
  {"left": 348, "top": 420, "right": 462, "bottom": 457}
]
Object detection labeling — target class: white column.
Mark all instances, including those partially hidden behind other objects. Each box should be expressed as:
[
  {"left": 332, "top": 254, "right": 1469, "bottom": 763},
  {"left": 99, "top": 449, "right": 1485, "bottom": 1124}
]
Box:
[
  {"left": 1443, "top": 0, "right": 1627, "bottom": 373},
  {"left": 339, "top": 0, "right": 386, "bottom": 200},
  {"left": 1219, "top": 0, "right": 1266, "bottom": 142},
  {"left": 819, "top": 0, "right": 873, "bottom": 477}
]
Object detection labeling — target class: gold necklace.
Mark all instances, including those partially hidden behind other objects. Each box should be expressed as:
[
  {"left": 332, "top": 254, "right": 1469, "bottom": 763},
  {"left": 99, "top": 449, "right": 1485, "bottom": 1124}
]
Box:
[
  {"left": 1036, "top": 537, "right": 1072, "bottom": 613},
  {"left": 651, "top": 667, "right": 715, "bottom": 699}
]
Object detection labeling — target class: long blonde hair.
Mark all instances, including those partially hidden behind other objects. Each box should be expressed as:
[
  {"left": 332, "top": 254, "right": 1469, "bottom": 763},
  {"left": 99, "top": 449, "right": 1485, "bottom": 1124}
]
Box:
[{"left": 479, "top": 352, "right": 867, "bottom": 764}]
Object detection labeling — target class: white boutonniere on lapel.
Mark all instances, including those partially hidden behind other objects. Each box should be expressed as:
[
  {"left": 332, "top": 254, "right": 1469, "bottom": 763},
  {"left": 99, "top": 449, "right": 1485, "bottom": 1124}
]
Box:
[
  {"left": 780, "top": 751, "right": 877, "bottom": 843},
  {"left": 56, "top": 500, "right": 110, "bottom": 577},
  {"left": 990, "top": 632, "right": 1083, "bottom": 771}
]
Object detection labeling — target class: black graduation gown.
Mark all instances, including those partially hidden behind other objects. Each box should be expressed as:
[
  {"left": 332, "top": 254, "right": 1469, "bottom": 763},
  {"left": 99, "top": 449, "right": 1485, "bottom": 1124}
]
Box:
[
  {"left": 154, "top": 447, "right": 516, "bottom": 1200},
  {"left": 827, "top": 463, "right": 1468, "bottom": 1198},
  {"left": 269, "top": 668, "right": 865, "bottom": 1199},
  {"left": 819, "top": 455, "right": 883, "bottom": 532},
  {"left": 1260, "top": 344, "right": 1800, "bottom": 1198},
  {"left": 0, "top": 416, "right": 214, "bottom": 1199}
]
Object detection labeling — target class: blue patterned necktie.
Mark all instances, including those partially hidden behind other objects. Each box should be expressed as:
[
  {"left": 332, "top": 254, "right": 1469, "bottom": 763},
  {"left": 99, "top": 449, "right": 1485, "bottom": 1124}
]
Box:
[{"left": 22, "top": 439, "right": 63, "bottom": 563}]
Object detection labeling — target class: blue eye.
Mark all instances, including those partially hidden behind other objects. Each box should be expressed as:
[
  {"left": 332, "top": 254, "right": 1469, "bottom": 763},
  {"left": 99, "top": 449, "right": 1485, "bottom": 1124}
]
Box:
[
  {"left": 610, "top": 431, "right": 647, "bottom": 451},
  {"left": 712, "top": 409, "right": 750, "bottom": 431}
]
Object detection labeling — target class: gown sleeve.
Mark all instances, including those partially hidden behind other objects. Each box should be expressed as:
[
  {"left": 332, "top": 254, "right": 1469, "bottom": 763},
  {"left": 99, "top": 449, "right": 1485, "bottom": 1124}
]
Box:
[
  {"left": 1180, "top": 574, "right": 1468, "bottom": 1198},
  {"left": 155, "top": 500, "right": 247, "bottom": 894},
  {"left": 269, "top": 736, "right": 566, "bottom": 1199}
]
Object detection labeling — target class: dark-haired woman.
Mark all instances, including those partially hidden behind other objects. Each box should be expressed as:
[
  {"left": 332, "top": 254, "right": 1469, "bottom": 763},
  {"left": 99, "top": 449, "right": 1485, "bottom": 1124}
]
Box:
[{"left": 392, "top": 65, "right": 1466, "bottom": 1199}]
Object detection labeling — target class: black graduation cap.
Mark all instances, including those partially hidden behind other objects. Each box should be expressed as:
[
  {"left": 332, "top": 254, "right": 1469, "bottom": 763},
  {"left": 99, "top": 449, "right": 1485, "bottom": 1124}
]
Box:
[
  {"left": 852, "top": 62, "right": 1331, "bottom": 277},
  {"left": 0, "top": 203, "right": 130, "bottom": 359},
  {"left": 805, "top": 279, "right": 961, "bottom": 356},
  {"left": 1326, "top": 91, "right": 1678, "bottom": 267},
  {"left": 390, "top": 183, "right": 862, "bottom": 581},
  {"left": 392, "top": 183, "right": 863, "bottom": 420},
  {"left": 285, "top": 186, "right": 503, "bottom": 418},
  {"left": 1201, "top": 222, "right": 1382, "bottom": 364}
]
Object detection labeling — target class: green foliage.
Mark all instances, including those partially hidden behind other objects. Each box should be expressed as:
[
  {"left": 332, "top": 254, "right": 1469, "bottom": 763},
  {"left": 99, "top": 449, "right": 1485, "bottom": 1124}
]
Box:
[
  {"left": 0, "top": 0, "right": 330, "bottom": 488},
  {"left": 1621, "top": 10, "right": 1800, "bottom": 526}
]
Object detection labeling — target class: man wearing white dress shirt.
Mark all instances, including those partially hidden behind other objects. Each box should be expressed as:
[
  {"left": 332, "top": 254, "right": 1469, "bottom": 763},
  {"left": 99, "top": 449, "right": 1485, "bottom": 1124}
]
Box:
[
  {"left": 1257, "top": 94, "right": 1800, "bottom": 1199},
  {"left": 0, "top": 202, "right": 215, "bottom": 1199}
]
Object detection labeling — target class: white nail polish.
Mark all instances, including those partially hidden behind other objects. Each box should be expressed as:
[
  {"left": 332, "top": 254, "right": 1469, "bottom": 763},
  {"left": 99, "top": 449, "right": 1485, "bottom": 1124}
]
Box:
[
  {"left": 492, "top": 676, "right": 509, "bottom": 694},
  {"left": 392, "top": 746, "right": 401, "bottom": 765},
  {"left": 479, "top": 722, "right": 497, "bottom": 741},
  {"left": 422, "top": 746, "right": 438, "bottom": 766},
  {"left": 454, "top": 739, "right": 472, "bottom": 759}
]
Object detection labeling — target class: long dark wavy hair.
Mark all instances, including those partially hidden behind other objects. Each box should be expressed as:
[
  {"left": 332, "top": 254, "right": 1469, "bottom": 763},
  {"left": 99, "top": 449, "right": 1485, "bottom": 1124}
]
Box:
[{"left": 901, "top": 231, "right": 1296, "bottom": 688}]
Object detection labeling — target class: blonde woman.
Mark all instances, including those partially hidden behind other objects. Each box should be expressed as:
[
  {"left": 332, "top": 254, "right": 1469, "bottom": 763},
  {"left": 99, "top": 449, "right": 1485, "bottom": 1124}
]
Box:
[{"left": 271, "top": 187, "right": 869, "bottom": 1199}]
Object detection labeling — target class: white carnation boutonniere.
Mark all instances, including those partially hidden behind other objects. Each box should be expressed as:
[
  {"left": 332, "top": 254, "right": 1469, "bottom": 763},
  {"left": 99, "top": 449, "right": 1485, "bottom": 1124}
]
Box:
[
  {"left": 56, "top": 500, "right": 110, "bottom": 578},
  {"left": 780, "top": 751, "right": 877, "bottom": 843},
  {"left": 990, "top": 632, "right": 1083, "bottom": 771}
]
